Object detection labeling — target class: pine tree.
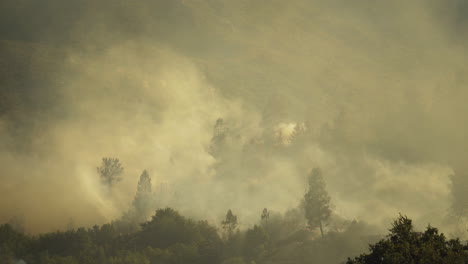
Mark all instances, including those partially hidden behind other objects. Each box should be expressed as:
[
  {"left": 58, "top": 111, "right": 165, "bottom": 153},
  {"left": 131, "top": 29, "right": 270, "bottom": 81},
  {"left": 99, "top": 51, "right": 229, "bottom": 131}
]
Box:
[
  {"left": 133, "top": 170, "right": 153, "bottom": 220},
  {"left": 222, "top": 209, "right": 238, "bottom": 236},
  {"left": 302, "top": 168, "right": 331, "bottom": 238}
]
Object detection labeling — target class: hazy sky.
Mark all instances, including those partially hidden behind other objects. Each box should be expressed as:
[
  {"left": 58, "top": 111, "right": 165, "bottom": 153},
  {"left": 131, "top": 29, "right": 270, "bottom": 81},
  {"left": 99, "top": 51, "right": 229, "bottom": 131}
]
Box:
[{"left": 1, "top": 0, "right": 468, "bottom": 233}]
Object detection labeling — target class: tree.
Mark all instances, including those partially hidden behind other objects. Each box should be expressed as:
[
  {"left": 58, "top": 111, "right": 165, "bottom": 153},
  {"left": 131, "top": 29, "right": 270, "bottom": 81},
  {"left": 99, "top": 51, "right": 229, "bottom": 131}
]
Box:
[
  {"left": 97, "top": 158, "right": 123, "bottom": 187},
  {"left": 209, "top": 118, "right": 229, "bottom": 156},
  {"left": 138, "top": 208, "right": 202, "bottom": 249},
  {"left": 346, "top": 214, "right": 468, "bottom": 264},
  {"left": 132, "top": 170, "right": 153, "bottom": 220},
  {"left": 261, "top": 208, "right": 270, "bottom": 222},
  {"left": 113, "top": 170, "right": 153, "bottom": 233},
  {"left": 244, "top": 225, "right": 269, "bottom": 262},
  {"left": 302, "top": 168, "right": 331, "bottom": 238},
  {"left": 0, "top": 224, "right": 31, "bottom": 260},
  {"left": 222, "top": 210, "right": 238, "bottom": 236}
]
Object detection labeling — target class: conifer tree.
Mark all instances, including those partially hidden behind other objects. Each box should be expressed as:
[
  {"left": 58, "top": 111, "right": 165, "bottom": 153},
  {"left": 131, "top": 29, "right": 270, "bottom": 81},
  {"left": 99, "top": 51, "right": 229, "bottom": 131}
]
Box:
[
  {"left": 302, "top": 168, "right": 331, "bottom": 238},
  {"left": 133, "top": 170, "right": 153, "bottom": 219},
  {"left": 222, "top": 209, "right": 238, "bottom": 236}
]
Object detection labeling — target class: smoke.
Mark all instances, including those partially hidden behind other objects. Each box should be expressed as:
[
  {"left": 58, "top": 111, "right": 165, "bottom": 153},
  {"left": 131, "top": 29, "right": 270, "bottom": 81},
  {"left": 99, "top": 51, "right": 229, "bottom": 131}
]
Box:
[{"left": 1, "top": 0, "right": 468, "bottom": 233}]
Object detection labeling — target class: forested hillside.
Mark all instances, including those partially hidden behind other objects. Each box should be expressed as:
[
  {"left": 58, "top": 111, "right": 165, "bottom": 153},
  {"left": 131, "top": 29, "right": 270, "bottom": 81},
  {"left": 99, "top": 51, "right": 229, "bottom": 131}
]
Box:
[
  {"left": 3, "top": 210, "right": 468, "bottom": 264},
  {"left": 2, "top": 1, "right": 468, "bottom": 263}
]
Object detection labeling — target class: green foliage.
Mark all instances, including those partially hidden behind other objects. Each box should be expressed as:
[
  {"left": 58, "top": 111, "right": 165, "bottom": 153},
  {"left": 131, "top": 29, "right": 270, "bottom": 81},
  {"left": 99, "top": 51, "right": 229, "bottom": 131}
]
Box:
[
  {"left": 108, "top": 250, "right": 150, "bottom": 264},
  {"left": 223, "top": 230, "right": 244, "bottom": 261},
  {"left": 0, "top": 208, "right": 224, "bottom": 264},
  {"left": 196, "top": 220, "right": 224, "bottom": 264},
  {"left": 347, "top": 215, "right": 468, "bottom": 264},
  {"left": 37, "top": 228, "right": 92, "bottom": 257},
  {"left": 243, "top": 225, "right": 269, "bottom": 262},
  {"left": 88, "top": 223, "right": 118, "bottom": 245},
  {"left": 6, "top": 208, "right": 467, "bottom": 264},
  {"left": 0, "top": 224, "right": 31, "bottom": 258},
  {"left": 0, "top": 243, "right": 15, "bottom": 264},
  {"left": 138, "top": 208, "right": 202, "bottom": 249}
]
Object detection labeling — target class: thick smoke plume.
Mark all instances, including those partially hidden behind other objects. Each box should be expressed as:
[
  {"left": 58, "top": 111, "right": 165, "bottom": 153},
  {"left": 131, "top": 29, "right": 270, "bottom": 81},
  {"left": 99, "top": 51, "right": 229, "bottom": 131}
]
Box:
[{"left": 1, "top": 0, "right": 468, "bottom": 234}]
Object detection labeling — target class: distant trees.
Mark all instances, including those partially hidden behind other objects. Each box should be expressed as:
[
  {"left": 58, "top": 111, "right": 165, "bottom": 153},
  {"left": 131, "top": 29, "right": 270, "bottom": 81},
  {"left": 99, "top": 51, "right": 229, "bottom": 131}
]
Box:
[
  {"left": 11, "top": 157, "right": 468, "bottom": 264},
  {"left": 0, "top": 224, "right": 30, "bottom": 263},
  {"left": 221, "top": 209, "right": 242, "bottom": 260},
  {"left": 133, "top": 170, "right": 154, "bottom": 220},
  {"left": 209, "top": 118, "right": 229, "bottom": 156},
  {"left": 6, "top": 205, "right": 468, "bottom": 264},
  {"left": 222, "top": 209, "right": 238, "bottom": 236},
  {"left": 346, "top": 215, "right": 468, "bottom": 264},
  {"left": 261, "top": 208, "right": 270, "bottom": 222},
  {"left": 97, "top": 158, "right": 123, "bottom": 187},
  {"left": 113, "top": 170, "right": 154, "bottom": 233},
  {"left": 135, "top": 170, "right": 152, "bottom": 196},
  {"left": 243, "top": 225, "right": 269, "bottom": 263},
  {"left": 137, "top": 208, "right": 223, "bottom": 263},
  {"left": 302, "top": 168, "right": 331, "bottom": 238},
  {"left": 0, "top": 208, "right": 223, "bottom": 264}
]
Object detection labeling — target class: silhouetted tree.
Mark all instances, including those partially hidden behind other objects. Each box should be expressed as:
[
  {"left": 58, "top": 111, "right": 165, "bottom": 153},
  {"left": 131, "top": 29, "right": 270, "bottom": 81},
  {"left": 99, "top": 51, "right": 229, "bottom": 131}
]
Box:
[
  {"left": 97, "top": 157, "right": 123, "bottom": 187},
  {"left": 222, "top": 210, "right": 238, "bottom": 236},
  {"left": 302, "top": 168, "right": 331, "bottom": 238},
  {"left": 209, "top": 118, "right": 229, "bottom": 156},
  {"left": 347, "top": 214, "right": 468, "bottom": 264},
  {"left": 133, "top": 170, "right": 153, "bottom": 219},
  {"left": 138, "top": 208, "right": 202, "bottom": 249},
  {"left": 261, "top": 208, "right": 270, "bottom": 222}
]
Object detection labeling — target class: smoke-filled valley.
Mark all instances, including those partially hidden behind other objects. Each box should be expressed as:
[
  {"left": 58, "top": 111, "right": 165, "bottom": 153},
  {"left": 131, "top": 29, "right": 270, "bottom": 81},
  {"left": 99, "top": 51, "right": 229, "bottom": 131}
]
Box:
[{"left": 2, "top": 0, "right": 468, "bottom": 263}]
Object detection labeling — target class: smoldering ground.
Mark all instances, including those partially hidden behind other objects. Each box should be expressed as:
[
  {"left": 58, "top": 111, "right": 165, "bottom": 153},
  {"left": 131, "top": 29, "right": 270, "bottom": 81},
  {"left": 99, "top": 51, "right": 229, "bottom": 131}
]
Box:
[{"left": 1, "top": 0, "right": 468, "bottom": 235}]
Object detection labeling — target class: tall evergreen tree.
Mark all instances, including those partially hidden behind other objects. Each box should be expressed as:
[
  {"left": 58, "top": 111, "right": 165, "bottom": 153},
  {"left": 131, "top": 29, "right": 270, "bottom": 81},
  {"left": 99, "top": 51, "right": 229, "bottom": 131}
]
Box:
[
  {"left": 133, "top": 170, "right": 153, "bottom": 220},
  {"left": 222, "top": 209, "right": 238, "bottom": 236},
  {"left": 302, "top": 168, "right": 331, "bottom": 238}
]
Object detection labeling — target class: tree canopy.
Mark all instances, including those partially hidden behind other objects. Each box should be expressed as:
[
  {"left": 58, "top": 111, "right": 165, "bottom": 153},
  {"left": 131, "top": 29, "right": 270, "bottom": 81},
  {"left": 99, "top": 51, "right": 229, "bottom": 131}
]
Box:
[
  {"left": 347, "top": 215, "right": 468, "bottom": 264},
  {"left": 97, "top": 157, "right": 123, "bottom": 187}
]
